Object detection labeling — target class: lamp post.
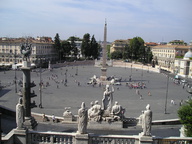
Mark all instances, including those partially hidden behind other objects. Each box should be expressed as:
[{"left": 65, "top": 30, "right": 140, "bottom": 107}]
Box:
[
  {"left": 164, "top": 57, "right": 171, "bottom": 114},
  {"left": 141, "top": 64, "right": 143, "bottom": 82},
  {"left": 75, "top": 66, "right": 78, "bottom": 76},
  {"left": 65, "top": 68, "right": 68, "bottom": 86},
  {"left": 39, "top": 58, "right": 43, "bottom": 108},
  {"left": 14, "top": 48, "right": 17, "bottom": 93}
]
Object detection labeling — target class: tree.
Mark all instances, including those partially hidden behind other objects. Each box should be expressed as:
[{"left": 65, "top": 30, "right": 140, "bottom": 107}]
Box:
[
  {"left": 123, "top": 44, "right": 131, "bottom": 60},
  {"left": 70, "top": 36, "right": 79, "bottom": 59},
  {"left": 178, "top": 99, "right": 192, "bottom": 137},
  {"left": 54, "top": 33, "right": 61, "bottom": 61},
  {"left": 61, "top": 40, "right": 71, "bottom": 59},
  {"left": 90, "top": 35, "right": 100, "bottom": 59},
  {"left": 129, "top": 37, "right": 145, "bottom": 61},
  {"left": 81, "top": 33, "right": 90, "bottom": 59},
  {"left": 111, "top": 51, "right": 122, "bottom": 59}
]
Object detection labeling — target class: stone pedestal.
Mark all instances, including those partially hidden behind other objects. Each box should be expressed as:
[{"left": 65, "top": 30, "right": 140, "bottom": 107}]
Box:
[
  {"left": 14, "top": 129, "right": 28, "bottom": 144},
  {"left": 75, "top": 134, "right": 89, "bottom": 144},
  {"left": 23, "top": 116, "right": 37, "bottom": 130},
  {"left": 100, "top": 67, "right": 107, "bottom": 81},
  {"left": 88, "top": 121, "right": 122, "bottom": 129},
  {"left": 138, "top": 133, "right": 153, "bottom": 144}
]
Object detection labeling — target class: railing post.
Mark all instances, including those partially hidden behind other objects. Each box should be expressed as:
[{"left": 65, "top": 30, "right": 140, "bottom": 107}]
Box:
[
  {"left": 138, "top": 134, "right": 153, "bottom": 144},
  {"left": 75, "top": 133, "right": 89, "bottom": 144}
]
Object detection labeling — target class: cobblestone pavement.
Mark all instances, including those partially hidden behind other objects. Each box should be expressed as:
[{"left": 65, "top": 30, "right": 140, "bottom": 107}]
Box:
[{"left": 0, "top": 64, "right": 190, "bottom": 121}]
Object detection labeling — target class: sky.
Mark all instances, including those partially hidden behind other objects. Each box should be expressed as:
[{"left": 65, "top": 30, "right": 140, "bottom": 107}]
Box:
[{"left": 0, "top": 0, "right": 192, "bottom": 43}]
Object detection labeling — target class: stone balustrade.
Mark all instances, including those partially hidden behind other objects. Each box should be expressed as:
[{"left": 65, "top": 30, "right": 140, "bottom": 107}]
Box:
[{"left": 2, "top": 129, "right": 192, "bottom": 144}]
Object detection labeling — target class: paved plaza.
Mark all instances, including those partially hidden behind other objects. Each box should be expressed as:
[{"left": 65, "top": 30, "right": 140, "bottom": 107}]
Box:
[{"left": 0, "top": 64, "right": 190, "bottom": 121}]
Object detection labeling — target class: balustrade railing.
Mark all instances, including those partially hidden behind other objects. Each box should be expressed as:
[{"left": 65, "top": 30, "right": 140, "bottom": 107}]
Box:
[
  {"left": 29, "top": 131, "right": 76, "bottom": 144},
  {"left": 89, "top": 134, "right": 137, "bottom": 144},
  {"left": 153, "top": 137, "right": 192, "bottom": 144}
]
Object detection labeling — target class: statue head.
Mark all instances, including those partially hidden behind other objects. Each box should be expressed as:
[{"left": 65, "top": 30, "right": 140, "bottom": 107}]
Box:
[
  {"left": 18, "top": 97, "right": 23, "bottom": 104},
  {"left": 106, "top": 84, "right": 109, "bottom": 90},
  {"left": 90, "top": 101, "right": 94, "bottom": 106},
  {"left": 81, "top": 102, "right": 85, "bottom": 109},
  {"left": 95, "top": 100, "right": 99, "bottom": 104},
  {"left": 146, "top": 104, "right": 150, "bottom": 110}
]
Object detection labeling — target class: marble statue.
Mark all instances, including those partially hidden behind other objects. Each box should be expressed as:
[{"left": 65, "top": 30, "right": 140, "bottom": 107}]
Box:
[
  {"left": 78, "top": 102, "right": 88, "bottom": 134},
  {"left": 111, "top": 101, "right": 124, "bottom": 120},
  {"left": 90, "top": 100, "right": 102, "bottom": 122},
  {"left": 142, "top": 104, "right": 152, "bottom": 136},
  {"left": 88, "top": 101, "right": 94, "bottom": 120},
  {"left": 16, "top": 97, "right": 24, "bottom": 129},
  {"left": 102, "top": 85, "right": 114, "bottom": 111}
]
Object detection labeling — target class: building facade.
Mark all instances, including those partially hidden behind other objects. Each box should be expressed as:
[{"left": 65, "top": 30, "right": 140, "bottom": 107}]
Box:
[
  {"left": 151, "top": 44, "right": 190, "bottom": 72},
  {"left": 110, "top": 39, "right": 131, "bottom": 54},
  {"left": 0, "top": 37, "right": 57, "bottom": 67}
]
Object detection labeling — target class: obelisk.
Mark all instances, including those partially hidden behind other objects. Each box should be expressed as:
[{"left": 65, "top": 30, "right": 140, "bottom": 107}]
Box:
[{"left": 100, "top": 20, "right": 107, "bottom": 81}]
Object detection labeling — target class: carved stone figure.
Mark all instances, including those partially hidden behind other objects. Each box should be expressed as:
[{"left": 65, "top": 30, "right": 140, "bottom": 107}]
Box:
[
  {"left": 142, "top": 104, "right": 152, "bottom": 136},
  {"left": 78, "top": 102, "right": 88, "bottom": 134},
  {"left": 20, "top": 42, "right": 32, "bottom": 61},
  {"left": 88, "top": 101, "right": 94, "bottom": 120},
  {"left": 111, "top": 101, "right": 124, "bottom": 120},
  {"left": 90, "top": 100, "right": 102, "bottom": 122},
  {"left": 102, "top": 85, "right": 114, "bottom": 111},
  {"left": 63, "top": 107, "right": 74, "bottom": 122},
  {"left": 138, "top": 111, "right": 144, "bottom": 125},
  {"left": 16, "top": 97, "right": 24, "bottom": 129}
]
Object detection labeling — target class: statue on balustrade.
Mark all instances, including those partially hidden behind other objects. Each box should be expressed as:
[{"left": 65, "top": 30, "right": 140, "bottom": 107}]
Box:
[
  {"left": 142, "top": 104, "right": 152, "bottom": 136},
  {"left": 89, "top": 100, "right": 102, "bottom": 122},
  {"left": 77, "top": 102, "right": 88, "bottom": 134},
  {"left": 102, "top": 85, "right": 114, "bottom": 112},
  {"left": 16, "top": 97, "right": 24, "bottom": 129},
  {"left": 111, "top": 101, "right": 125, "bottom": 121}
]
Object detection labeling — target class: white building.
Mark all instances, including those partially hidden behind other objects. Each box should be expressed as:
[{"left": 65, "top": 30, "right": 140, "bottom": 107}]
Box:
[{"left": 0, "top": 37, "right": 57, "bottom": 68}]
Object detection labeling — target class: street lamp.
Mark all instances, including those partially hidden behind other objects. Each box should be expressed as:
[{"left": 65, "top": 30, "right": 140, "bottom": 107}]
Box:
[
  {"left": 164, "top": 57, "right": 171, "bottom": 114},
  {"left": 14, "top": 47, "right": 17, "bottom": 93},
  {"left": 39, "top": 58, "right": 43, "bottom": 108},
  {"left": 64, "top": 68, "right": 68, "bottom": 86},
  {"left": 75, "top": 66, "right": 78, "bottom": 76}
]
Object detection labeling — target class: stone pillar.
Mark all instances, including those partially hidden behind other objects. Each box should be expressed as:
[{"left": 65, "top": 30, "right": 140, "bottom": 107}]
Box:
[
  {"left": 0, "top": 113, "right": 1, "bottom": 144},
  {"left": 75, "top": 134, "right": 89, "bottom": 144},
  {"left": 100, "top": 21, "right": 107, "bottom": 81},
  {"left": 13, "top": 129, "right": 28, "bottom": 144},
  {"left": 21, "top": 61, "right": 31, "bottom": 117},
  {"left": 21, "top": 61, "right": 37, "bottom": 130}
]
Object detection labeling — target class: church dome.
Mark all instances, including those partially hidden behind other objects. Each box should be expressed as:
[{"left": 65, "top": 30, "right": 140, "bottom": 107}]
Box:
[{"left": 184, "top": 47, "right": 192, "bottom": 60}]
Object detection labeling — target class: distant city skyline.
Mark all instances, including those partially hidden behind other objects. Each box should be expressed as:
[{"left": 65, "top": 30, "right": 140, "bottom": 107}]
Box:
[{"left": 0, "top": 0, "right": 192, "bottom": 43}]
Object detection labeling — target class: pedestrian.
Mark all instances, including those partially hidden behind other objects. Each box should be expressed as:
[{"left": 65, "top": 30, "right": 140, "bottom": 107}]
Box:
[
  {"left": 140, "top": 95, "right": 143, "bottom": 100},
  {"left": 148, "top": 91, "right": 151, "bottom": 96},
  {"left": 52, "top": 114, "right": 56, "bottom": 123},
  {"left": 171, "top": 99, "right": 175, "bottom": 105}
]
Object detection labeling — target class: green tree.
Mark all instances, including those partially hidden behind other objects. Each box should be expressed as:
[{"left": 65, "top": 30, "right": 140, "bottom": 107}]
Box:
[
  {"left": 54, "top": 33, "right": 61, "bottom": 61},
  {"left": 81, "top": 33, "right": 90, "bottom": 58},
  {"left": 123, "top": 44, "right": 131, "bottom": 60},
  {"left": 129, "top": 37, "right": 145, "bottom": 61},
  {"left": 70, "top": 36, "right": 78, "bottom": 59},
  {"left": 61, "top": 40, "right": 71, "bottom": 59},
  {"left": 90, "top": 35, "right": 100, "bottom": 59},
  {"left": 178, "top": 99, "right": 192, "bottom": 137},
  {"left": 111, "top": 51, "right": 122, "bottom": 59}
]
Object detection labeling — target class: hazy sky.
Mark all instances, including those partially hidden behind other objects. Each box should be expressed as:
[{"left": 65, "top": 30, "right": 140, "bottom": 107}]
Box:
[{"left": 0, "top": 0, "right": 192, "bottom": 43}]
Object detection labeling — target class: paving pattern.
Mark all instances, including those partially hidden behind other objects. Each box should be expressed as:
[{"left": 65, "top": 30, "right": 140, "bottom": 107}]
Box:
[{"left": 0, "top": 65, "right": 190, "bottom": 121}]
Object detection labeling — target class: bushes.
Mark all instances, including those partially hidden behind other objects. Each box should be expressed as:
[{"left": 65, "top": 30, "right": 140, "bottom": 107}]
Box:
[{"left": 178, "top": 99, "right": 192, "bottom": 137}]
